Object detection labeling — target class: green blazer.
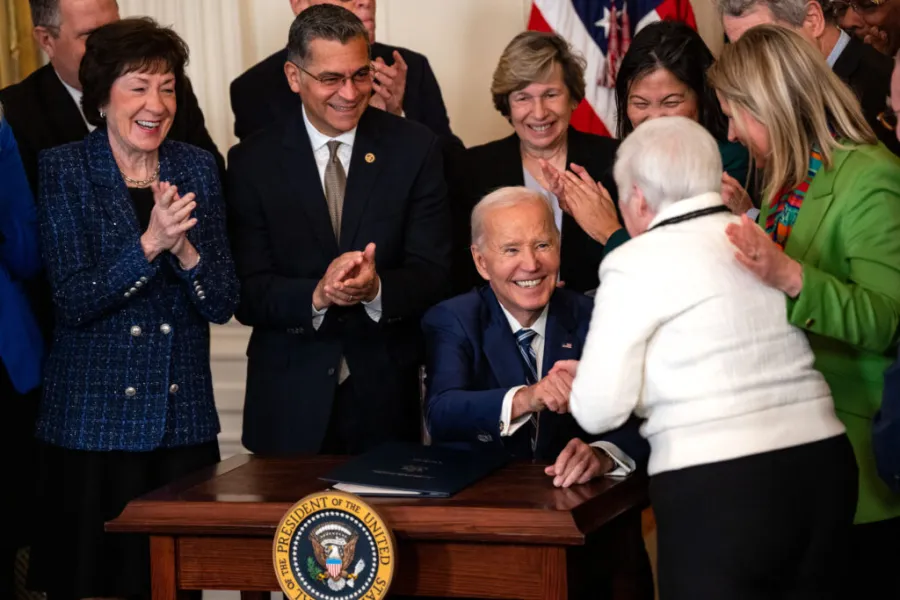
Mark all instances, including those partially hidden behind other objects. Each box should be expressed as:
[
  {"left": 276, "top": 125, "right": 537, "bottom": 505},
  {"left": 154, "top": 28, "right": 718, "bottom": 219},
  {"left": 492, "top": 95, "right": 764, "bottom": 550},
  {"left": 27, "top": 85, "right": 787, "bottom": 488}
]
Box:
[{"left": 759, "top": 143, "right": 900, "bottom": 524}]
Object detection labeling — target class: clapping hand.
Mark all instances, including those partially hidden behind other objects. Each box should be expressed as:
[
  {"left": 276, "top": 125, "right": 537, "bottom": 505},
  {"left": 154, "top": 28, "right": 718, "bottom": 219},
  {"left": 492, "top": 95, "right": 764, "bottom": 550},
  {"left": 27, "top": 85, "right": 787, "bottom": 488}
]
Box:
[
  {"left": 369, "top": 51, "right": 408, "bottom": 116},
  {"left": 140, "top": 182, "right": 197, "bottom": 262},
  {"left": 540, "top": 160, "right": 622, "bottom": 244},
  {"left": 313, "top": 243, "right": 380, "bottom": 309}
]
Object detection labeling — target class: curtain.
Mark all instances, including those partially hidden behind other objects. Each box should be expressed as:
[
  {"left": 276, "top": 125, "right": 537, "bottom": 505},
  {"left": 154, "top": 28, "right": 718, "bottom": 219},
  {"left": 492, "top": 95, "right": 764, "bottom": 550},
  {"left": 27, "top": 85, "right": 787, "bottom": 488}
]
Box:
[
  {"left": 0, "top": 0, "right": 42, "bottom": 89},
  {"left": 119, "top": 0, "right": 245, "bottom": 158}
]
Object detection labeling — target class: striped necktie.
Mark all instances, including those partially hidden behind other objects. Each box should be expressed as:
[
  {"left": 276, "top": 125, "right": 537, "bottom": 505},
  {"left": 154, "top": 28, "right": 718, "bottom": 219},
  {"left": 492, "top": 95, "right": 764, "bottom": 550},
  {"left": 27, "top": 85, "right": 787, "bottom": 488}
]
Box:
[{"left": 515, "top": 328, "right": 540, "bottom": 453}]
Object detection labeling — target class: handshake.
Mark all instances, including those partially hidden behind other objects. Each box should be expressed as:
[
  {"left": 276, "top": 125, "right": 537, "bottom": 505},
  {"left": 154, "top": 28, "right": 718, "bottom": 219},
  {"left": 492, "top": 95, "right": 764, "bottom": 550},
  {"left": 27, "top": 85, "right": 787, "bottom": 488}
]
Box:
[{"left": 511, "top": 359, "right": 579, "bottom": 419}]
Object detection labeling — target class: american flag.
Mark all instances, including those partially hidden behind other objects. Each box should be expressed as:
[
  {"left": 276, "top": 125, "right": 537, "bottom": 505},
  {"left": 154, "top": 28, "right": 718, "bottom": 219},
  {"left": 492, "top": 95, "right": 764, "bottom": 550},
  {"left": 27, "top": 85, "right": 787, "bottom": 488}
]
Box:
[{"left": 528, "top": 0, "right": 698, "bottom": 137}]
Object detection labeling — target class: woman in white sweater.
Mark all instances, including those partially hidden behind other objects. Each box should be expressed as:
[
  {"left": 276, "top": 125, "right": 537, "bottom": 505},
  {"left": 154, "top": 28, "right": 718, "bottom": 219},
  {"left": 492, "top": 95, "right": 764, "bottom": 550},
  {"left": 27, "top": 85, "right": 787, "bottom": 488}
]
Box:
[{"left": 566, "top": 116, "right": 857, "bottom": 600}]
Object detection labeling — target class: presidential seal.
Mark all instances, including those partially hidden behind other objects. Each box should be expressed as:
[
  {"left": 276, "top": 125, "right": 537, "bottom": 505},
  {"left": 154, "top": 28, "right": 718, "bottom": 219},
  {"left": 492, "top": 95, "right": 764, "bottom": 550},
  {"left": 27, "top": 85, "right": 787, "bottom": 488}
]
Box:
[{"left": 273, "top": 491, "right": 395, "bottom": 600}]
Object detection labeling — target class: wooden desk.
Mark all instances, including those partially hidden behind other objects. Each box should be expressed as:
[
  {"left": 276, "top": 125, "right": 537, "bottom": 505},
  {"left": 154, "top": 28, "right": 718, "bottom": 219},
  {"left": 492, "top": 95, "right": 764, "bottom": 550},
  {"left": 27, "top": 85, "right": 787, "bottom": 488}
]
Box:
[{"left": 107, "top": 454, "right": 648, "bottom": 600}]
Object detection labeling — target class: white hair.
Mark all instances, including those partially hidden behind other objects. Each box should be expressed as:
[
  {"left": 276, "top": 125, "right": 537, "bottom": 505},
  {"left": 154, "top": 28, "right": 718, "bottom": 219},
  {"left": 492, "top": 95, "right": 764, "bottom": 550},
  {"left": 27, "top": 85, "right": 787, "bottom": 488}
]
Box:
[
  {"left": 470, "top": 186, "right": 559, "bottom": 247},
  {"left": 613, "top": 116, "right": 722, "bottom": 213}
]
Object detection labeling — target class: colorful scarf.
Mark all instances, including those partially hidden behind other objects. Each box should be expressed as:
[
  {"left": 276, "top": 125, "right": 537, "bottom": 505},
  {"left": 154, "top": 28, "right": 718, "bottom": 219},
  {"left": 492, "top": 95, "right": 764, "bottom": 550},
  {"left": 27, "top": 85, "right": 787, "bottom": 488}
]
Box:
[{"left": 765, "top": 146, "right": 824, "bottom": 249}]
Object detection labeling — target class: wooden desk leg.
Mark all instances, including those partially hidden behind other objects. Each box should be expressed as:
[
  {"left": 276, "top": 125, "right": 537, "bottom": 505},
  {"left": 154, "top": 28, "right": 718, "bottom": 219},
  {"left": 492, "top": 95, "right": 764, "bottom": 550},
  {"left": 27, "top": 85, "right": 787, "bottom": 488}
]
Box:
[
  {"left": 540, "top": 547, "right": 568, "bottom": 599},
  {"left": 150, "top": 535, "right": 189, "bottom": 600}
]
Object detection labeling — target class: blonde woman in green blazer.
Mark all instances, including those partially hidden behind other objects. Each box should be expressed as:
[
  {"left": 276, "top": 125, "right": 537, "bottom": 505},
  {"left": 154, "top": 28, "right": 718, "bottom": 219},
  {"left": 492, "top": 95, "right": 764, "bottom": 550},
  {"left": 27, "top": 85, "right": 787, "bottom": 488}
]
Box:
[{"left": 709, "top": 25, "right": 900, "bottom": 598}]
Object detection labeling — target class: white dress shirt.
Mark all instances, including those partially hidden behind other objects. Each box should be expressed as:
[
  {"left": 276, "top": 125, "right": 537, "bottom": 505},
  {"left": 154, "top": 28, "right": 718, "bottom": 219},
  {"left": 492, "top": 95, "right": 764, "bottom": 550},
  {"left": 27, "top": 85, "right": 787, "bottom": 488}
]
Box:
[
  {"left": 827, "top": 29, "right": 852, "bottom": 68},
  {"left": 497, "top": 302, "right": 633, "bottom": 477},
  {"left": 570, "top": 193, "right": 845, "bottom": 476},
  {"left": 303, "top": 106, "right": 383, "bottom": 330},
  {"left": 56, "top": 71, "right": 95, "bottom": 132}
]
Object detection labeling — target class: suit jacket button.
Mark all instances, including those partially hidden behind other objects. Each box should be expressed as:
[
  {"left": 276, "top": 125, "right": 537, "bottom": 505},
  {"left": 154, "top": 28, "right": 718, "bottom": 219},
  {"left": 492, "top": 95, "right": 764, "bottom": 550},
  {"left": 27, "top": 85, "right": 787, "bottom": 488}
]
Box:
[
  {"left": 169, "top": 383, "right": 179, "bottom": 394},
  {"left": 125, "top": 387, "right": 136, "bottom": 397},
  {"left": 327, "top": 367, "right": 336, "bottom": 376},
  {"left": 160, "top": 323, "right": 172, "bottom": 335},
  {"left": 804, "top": 318, "right": 816, "bottom": 328},
  {"left": 130, "top": 325, "right": 142, "bottom": 337}
]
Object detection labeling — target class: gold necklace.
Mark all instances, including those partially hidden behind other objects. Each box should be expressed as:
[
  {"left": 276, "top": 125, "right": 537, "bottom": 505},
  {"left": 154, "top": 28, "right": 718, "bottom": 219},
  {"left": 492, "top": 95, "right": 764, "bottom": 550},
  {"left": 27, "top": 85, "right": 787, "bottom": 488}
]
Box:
[{"left": 120, "top": 161, "right": 160, "bottom": 187}]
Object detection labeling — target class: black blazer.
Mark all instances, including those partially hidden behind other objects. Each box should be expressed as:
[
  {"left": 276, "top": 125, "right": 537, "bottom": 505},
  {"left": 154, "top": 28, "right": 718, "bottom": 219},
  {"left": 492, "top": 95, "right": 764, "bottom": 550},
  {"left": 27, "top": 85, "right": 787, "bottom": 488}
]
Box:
[
  {"left": 226, "top": 107, "right": 452, "bottom": 456},
  {"left": 230, "top": 45, "right": 458, "bottom": 144},
  {"left": 833, "top": 35, "right": 900, "bottom": 157},
  {"left": 453, "top": 127, "right": 621, "bottom": 294},
  {"left": 0, "top": 64, "right": 226, "bottom": 194}
]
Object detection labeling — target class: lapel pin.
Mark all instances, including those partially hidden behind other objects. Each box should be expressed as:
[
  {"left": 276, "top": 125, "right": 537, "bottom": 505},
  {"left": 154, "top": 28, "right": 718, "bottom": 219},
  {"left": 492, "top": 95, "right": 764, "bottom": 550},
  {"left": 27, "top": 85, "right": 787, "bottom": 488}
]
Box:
[
  {"left": 562, "top": 342, "right": 573, "bottom": 349},
  {"left": 365, "top": 152, "right": 376, "bottom": 163}
]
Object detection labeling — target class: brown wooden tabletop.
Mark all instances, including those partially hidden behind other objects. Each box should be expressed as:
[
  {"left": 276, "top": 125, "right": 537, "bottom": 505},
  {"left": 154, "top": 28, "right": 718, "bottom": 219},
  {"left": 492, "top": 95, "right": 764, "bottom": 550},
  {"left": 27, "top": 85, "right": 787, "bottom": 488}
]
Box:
[
  {"left": 106, "top": 454, "right": 649, "bottom": 600},
  {"left": 108, "top": 453, "right": 647, "bottom": 544}
]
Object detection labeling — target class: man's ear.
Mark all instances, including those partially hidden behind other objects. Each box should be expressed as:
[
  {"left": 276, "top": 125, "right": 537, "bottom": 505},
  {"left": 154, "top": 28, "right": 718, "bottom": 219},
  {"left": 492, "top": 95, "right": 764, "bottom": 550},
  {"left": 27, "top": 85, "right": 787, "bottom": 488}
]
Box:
[
  {"left": 471, "top": 245, "right": 491, "bottom": 281},
  {"left": 801, "top": 0, "right": 827, "bottom": 40},
  {"left": 284, "top": 60, "right": 303, "bottom": 94},
  {"left": 33, "top": 26, "right": 57, "bottom": 59}
]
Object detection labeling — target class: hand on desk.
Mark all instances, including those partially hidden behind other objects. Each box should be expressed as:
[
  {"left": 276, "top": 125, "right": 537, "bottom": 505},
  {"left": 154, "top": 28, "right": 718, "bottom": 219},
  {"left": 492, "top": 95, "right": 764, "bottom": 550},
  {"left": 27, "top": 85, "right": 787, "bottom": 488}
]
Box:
[
  {"left": 313, "top": 243, "right": 380, "bottom": 309},
  {"left": 545, "top": 438, "right": 614, "bottom": 488}
]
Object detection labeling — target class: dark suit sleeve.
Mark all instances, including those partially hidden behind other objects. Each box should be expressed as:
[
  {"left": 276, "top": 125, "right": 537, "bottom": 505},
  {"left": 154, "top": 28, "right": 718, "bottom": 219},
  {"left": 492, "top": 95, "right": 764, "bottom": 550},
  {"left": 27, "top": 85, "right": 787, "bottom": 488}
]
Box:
[
  {"left": 0, "top": 121, "right": 41, "bottom": 280},
  {"left": 603, "top": 228, "right": 631, "bottom": 256},
  {"left": 180, "top": 78, "right": 226, "bottom": 179},
  {"left": 380, "top": 135, "right": 452, "bottom": 320},
  {"left": 401, "top": 52, "right": 460, "bottom": 146},
  {"left": 165, "top": 150, "right": 239, "bottom": 324},
  {"left": 226, "top": 148, "right": 320, "bottom": 330},
  {"left": 38, "top": 150, "right": 160, "bottom": 328},
  {"left": 422, "top": 304, "right": 507, "bottom": 443},
  {"left": 230, "top": 77, "right": 255, "bottom": 142}
]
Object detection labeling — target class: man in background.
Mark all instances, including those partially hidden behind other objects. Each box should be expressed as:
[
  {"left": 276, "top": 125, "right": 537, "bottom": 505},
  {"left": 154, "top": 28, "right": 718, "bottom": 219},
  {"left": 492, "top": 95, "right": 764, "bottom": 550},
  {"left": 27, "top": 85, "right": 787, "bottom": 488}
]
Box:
[
  {"left": 718, "top": 0, "right": 900, "bottom": 156},
  {"left": 230, "top": 0, "right": 458, "bottom": 144}
]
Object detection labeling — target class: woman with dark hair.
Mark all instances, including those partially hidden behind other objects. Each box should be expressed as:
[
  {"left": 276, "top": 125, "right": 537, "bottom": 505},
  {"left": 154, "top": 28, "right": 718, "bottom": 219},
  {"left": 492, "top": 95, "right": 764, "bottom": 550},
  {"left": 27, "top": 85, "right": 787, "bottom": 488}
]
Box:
[
  {"left": 542, "top": 21, "right": 754, "bottom": 251},
  {"left": 27, "top": 17, "right": 238, "bottom": 600},
  {"left": 452, "top": 31, "right": 627, "bottom": 295}
]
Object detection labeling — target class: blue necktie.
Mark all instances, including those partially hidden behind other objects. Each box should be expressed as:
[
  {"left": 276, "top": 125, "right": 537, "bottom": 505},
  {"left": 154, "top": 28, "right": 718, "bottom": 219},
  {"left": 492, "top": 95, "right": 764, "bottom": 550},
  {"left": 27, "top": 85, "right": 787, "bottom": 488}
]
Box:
[
  {"left": 515, "top": 328, "right": 539, "bottom": 385},
  {"left": 515, "top": 328, "right": 540, "bottom": 453}
]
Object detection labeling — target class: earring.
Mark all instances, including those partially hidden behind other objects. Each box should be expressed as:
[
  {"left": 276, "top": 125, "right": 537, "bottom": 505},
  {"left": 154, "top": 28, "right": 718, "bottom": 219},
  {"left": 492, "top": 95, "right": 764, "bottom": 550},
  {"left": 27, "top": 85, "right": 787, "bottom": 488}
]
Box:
[{"left": 99, "top": 110, "right": 106, "bottom": 119}]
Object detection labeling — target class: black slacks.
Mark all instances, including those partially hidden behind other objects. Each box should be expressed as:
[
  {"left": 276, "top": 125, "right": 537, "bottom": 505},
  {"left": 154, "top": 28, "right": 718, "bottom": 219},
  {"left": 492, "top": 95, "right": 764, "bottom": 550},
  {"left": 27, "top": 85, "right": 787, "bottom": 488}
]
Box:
[
  {"left": 843, "top": 516, "right": 900, "bottom": 598},
  {"left": 650, "top": 435, "right": 858, "bottom": 600}
]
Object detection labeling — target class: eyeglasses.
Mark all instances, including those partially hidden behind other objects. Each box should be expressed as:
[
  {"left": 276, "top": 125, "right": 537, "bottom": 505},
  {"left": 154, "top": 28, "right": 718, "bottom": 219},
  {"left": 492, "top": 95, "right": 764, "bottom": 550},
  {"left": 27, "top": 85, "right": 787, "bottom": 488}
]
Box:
[
  {"left": 291, "top": 61, "right": 373, "bottom": 90},
  {"left": 878, "top": 96, "right": 899, "bottom": 131},
  {"left": 831, "top": 0, "right": 887, "bottom": 17}
]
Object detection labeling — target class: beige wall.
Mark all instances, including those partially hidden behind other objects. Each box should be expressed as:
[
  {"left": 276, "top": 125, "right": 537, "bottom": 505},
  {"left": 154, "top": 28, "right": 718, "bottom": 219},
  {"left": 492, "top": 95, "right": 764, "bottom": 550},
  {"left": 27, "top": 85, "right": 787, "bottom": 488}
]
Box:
[{"left": 237, "top": 0, "right": 723, "bottom": 149}]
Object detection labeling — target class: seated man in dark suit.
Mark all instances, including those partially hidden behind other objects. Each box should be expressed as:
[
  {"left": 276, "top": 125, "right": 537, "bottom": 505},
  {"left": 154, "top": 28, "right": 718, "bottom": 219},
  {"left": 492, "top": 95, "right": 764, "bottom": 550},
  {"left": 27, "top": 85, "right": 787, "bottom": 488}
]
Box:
[
  {"left": 422, "top": 186, "right": 653, "bottom": 599},
  {"left": 0, "top": 0, "right": 225, "bottom": 193},
  {"left": 230, "top": 0, "right": 459, "bottom": 144},
  {"left": 227, "top": 4, "right": 451, "bottom": 457}
]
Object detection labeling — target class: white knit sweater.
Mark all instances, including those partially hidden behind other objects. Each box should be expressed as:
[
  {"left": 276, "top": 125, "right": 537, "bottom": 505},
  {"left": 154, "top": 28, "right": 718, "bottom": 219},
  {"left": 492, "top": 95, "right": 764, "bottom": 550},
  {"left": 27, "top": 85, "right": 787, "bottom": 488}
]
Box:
[{"left": 570, "top": 193, "right": 845, "bottom": 476}]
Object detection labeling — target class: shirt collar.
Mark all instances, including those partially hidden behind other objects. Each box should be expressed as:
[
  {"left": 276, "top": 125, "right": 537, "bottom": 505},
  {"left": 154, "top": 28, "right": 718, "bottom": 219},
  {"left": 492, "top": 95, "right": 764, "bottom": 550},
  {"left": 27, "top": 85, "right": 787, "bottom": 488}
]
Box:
[
  {"left": 647, "top": 192, "right": 726, "bottom": 229},
  {"left": 302, "top": 105, "right": 357, "bottom": 153},
  {"left": 499, "top": 300, "right": 549, "bottom": 339},
  {"left": 55, "top": 70, "right": 94, "bottom": 131},
  {"left": 827, "top": 29, "right": 851, "bottom": 68}
]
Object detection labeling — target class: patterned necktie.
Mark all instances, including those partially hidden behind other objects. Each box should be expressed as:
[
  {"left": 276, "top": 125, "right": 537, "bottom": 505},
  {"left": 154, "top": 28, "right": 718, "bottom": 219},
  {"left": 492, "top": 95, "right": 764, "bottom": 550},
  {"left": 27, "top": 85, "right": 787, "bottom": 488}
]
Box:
[
  {"left": 515, "top": 328, "right": 539, "bottom": 384},
  {"left": 324, "top": 140, "right": 346, "bottom": 242},
  {"left": 515, "top": 328, "right": 540, "bottom": 453}
]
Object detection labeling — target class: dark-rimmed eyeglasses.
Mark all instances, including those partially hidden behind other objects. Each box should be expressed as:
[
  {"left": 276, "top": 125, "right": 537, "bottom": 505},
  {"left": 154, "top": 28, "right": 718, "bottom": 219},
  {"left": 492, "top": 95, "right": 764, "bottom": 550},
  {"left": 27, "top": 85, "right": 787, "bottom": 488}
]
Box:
[{"left": 290, "top": 61, "right": 373, "bottom": 90}]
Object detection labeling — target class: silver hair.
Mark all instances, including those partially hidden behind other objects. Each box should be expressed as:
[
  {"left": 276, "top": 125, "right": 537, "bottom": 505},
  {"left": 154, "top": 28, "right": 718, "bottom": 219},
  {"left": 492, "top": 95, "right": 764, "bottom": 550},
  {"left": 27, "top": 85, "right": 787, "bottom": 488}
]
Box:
[
  {"left": 716, "top": 0, "right": 827, "bottom": 27},
  {"left": 613, "top": 116, "right": 722, "bottom": 213},
  {"left": 470, "top": 186, "right": 559, "bottom": 248}
]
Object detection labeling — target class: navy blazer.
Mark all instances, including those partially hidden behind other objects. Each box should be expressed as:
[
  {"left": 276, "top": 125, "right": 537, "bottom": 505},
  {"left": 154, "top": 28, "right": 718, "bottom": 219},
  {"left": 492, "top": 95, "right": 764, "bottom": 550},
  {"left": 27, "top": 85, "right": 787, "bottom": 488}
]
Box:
[
  {"left": 422, "top": 286, "right": 648, "bottom": 464},
  {"left": 0, "top": 119, "right": 43, "bottom": 393},
  {"left": 230, "top": 45, "right": 459, "bottom": 145},
  {"left": 36, "top": 129, "right": 239, "bottom": 451}
]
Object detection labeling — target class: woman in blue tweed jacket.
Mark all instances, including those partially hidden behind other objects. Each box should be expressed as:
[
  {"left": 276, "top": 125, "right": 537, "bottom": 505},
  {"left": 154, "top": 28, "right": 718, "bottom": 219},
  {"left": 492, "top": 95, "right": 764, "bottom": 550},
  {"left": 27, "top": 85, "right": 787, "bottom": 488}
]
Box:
[{"left": 28, "top": 18, "right": 238, "bottom": 600}]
